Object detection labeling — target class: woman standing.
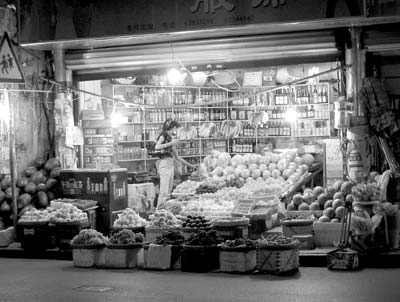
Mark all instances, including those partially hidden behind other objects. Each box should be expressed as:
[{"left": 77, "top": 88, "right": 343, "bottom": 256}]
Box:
[{"left": 155, "top": 119, "right": 196, "bottom": 208}]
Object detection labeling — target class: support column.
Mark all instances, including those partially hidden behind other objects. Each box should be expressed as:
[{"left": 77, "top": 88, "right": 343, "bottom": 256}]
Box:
[
  {"left": 53, "top": 48, "right": 77, "bottom": 168},
  {"left": 346, "top": 27, "right": 366, "bottom": 117}
]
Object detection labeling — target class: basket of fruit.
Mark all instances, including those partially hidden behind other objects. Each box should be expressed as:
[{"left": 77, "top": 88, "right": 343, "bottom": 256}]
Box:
[
  {"left": 256, "top": 235, "right": 300, "bottom": 274},
  {"left": 212, "top": 217, "right": 250, "bottom": 240},
  {"left": 280, "top": 214, "right": 316, "bottom": 237},
  {"left": 17, "top": 209, "right": 55, "bottom": 250},
  {"left": 142, "top": 230, "right": 185, "bottom": 270},
  {"left": 145, "top": 210, "right": 181, "bottom": 242},
  {"left": 181, "top": 215, "right": 213, "bottom": 239},
  {"left": 70, "top": 229, "right": 108, "bottom": 268},
  {"left": 219, "top": 239, "right": 256, "bottom": 273},
  {"left": 181, "top": 230, "right": 222, "bottom": 273},
  {"left": 111, "top": 208, "right": 147, "bottom": 235},
  {"left": 48, "top": 203, "right": 91, "bottom": 249},
  {"left": 105, "top": 229, "right": 144, "bottom": 268}
]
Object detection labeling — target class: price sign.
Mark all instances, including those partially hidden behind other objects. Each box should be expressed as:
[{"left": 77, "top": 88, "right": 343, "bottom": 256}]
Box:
[
  {"left": 232, "top": 199, "right": 255, "bottom": 216},
  {"left": 323, "top": 138, "right": 344, "bottom": 186}
]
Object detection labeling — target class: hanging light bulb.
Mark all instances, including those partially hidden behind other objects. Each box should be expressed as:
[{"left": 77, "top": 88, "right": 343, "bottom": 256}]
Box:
[
  {"left": 167, "top": 68, "right": 182, "bottom": 85},
  {"left": 285, "top": 108, "right": 297, "bottom": 122},
  {"left": 111, "top": 112, "right": 123, "bottom": 128},
  {"left": 167, "top": 68, "right": 187, "bottom": 86}
]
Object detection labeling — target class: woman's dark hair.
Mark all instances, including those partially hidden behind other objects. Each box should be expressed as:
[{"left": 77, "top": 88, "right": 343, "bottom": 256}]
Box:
[{"left": 162, "top": 119, "right": 180, "bottom": 131}]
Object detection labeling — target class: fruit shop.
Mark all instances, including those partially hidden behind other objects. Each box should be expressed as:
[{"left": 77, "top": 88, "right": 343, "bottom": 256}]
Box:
[{"left": 1, "top": 0, "right": 400, "bottom": 270}]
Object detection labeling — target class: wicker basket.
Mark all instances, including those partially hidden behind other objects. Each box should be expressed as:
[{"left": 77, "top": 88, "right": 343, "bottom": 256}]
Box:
[
  {"left": 143, "top": 244, "right": 183, "bottom": 270},
  {"left": 281, "top": 219, "right": 314, "bottom": 237},
  {"left": 104, "top": 244, "right": 143, "bottom": 268},
  {"left": 71, "top": 244, "right": 105, "bottom": 268},
  {"left": 181, "top": 245, "right": 219, "bottom": 273},
  {"left": 145, "top": 227, "right": 178, "bottom": 243},
  {"left": 219, "top": 246, "right": 256, "bottom": 273},
  {"left": 256, "top": 241, "right": 300, "bottom": 274}
]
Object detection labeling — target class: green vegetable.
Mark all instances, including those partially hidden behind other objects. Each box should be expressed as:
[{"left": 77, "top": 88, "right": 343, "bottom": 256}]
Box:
[
  {"left": 108, "top": 229, "right": 144, "bottom": 245},
  {"left": 153, "top": 230, "right": 185, "bottom": 245},
  {"left": 70, "top": 229, "right": 107, "bottom": 246}
]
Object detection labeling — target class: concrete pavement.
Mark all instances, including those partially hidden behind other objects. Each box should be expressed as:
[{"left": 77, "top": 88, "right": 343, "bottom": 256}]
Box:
[{"left": 0, "top": 258, "right": 400, "bottom": 302}]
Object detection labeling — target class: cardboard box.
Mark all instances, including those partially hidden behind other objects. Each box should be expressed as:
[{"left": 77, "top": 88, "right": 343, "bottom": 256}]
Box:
[{"left": 313, "top": 222, "right": 342, "bottom": 247}]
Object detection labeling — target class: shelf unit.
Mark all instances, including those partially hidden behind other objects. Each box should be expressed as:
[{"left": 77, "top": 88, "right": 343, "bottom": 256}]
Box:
[{"left": 82, "top": 83, "right": 333, "bottom": 174}]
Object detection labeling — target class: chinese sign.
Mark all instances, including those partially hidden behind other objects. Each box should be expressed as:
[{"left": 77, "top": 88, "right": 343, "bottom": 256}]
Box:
[{"left": 19, "top": 0, "right": 365, "bottom": 43}]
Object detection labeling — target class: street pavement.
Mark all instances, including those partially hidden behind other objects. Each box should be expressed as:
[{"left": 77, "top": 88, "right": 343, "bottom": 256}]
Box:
[{"left": 0, "top": 258, "right": 400, "bottom": 302}]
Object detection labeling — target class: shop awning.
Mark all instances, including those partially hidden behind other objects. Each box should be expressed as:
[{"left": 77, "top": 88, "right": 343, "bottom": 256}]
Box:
[{"left": 64, "top": 30, "right": 340, "bottom": 80}]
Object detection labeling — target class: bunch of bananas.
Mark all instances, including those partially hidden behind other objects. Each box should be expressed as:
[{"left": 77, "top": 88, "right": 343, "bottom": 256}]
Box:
[
  {"left": 248, "top": 111, "right": 269, "bottom": 126},
  {"left": 177, "top": 126, "right": 198, "bottom": 140},
  {"left": 221, "top": 120, "right": 242, "bottom": 138},
  {"left": 199, "top": 123, "right": 217, "bottom": 138}
]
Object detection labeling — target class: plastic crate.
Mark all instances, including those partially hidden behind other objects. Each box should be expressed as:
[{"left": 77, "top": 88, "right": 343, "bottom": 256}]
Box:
[
  {"left": 16, "top": 222, "right": 56, "bottom": 250},
  {"left": 54, "top": 220, "right": 91, "bottom": 249},
  {"left": 71, "top": 245, "right": 105, "bottom": 268},
  {"left": 256, "top": 243, "right": 300, "bottom": 274},
  {"left": 327, "top": 248, "right": 360, "bottom": 270},
  {"left": 180, "top": 245, "right": 219, "bottom": 273},
  {"left": 104, "top": 245, "right": 143, "bottom": 268},
  {"left": 219, "top": 247, "right": 256, "bottom": 273}
]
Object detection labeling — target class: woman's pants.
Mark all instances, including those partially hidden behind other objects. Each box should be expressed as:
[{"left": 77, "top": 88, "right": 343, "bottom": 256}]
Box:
[{"left": 157, "top": 157, "right": 175, "bottom": 208}]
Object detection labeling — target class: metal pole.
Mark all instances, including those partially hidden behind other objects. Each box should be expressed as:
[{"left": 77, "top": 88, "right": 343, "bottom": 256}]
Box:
[{"left": 4, "top": 89, "right": 18, "bottom": 228}]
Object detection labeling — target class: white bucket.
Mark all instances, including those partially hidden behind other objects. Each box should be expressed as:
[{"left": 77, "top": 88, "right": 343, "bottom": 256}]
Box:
[{"left": 346, "top": 125, "right": 370, "bottom": 183}]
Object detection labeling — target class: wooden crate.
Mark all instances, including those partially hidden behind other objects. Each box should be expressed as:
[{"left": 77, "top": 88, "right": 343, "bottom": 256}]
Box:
[{"left": 313, "top": 222, "right": 342, "bottom": 247}]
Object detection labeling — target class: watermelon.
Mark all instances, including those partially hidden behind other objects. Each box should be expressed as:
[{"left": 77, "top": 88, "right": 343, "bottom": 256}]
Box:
[
  {"left": 24, "top": 166, "right": 37, "bottom": 178},
  {"left": 45, "top": 178, "right": 58, "bottom": 190},
  {"left": 37, "top": 191, "right": 49, "bottom": 208},
  {"left": 37, "top": 183, "right": 47, "bottom": 192},
  {"left": 31, "top": 171, "right": 46, "bottom": 185},
  {"left": 44, "top": 158, "right": 61, "bottom": 171},
  {"left": 34, "top": 158, "right": 46, "bottom": 169},
  {"left": 24, "top": 182, "right": 37, "bottom": 194}
]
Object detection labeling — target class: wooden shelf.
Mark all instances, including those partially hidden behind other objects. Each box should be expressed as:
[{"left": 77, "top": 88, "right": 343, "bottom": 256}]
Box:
[
  {"left": 83, "top": 134, "right": 113, "bottom": 138},
  {"left": 117, "top": 158, "right": 158, "bottom": 162}
]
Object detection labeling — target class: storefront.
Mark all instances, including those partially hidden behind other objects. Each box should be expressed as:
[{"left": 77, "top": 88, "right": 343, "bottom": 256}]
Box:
[{"left": 0, "top": 0, "right": 399, "bottom": 266}]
